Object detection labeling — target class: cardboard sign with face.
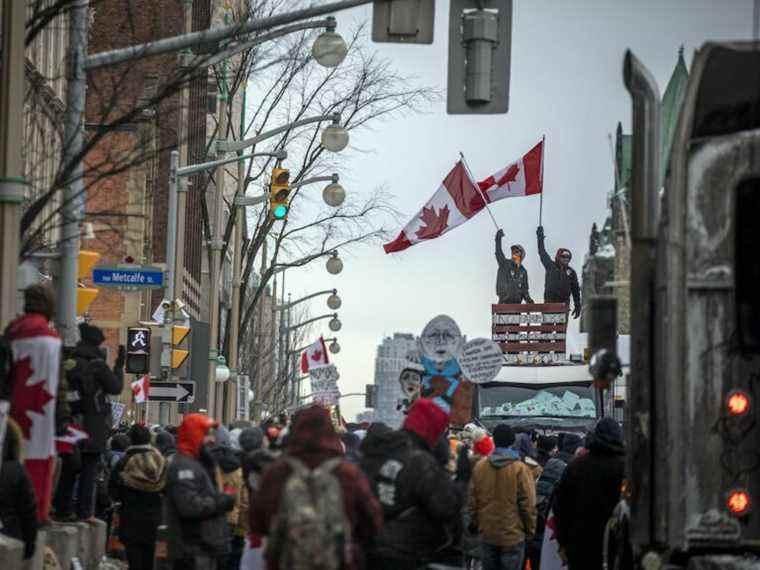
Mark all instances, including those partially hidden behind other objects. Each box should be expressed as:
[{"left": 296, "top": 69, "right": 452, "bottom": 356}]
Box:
[
  {"left": 419, "top": 315, "right": 464, "bottom": 366},
  {"left": 398, "top": 368, "right": 423, "bottom": 401}
]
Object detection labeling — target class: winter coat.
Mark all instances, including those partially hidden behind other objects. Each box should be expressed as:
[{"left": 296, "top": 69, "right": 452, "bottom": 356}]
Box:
[
  {"left": 65, "top": 343, "right": 123, "bottom": 453},
  {"left": 468, "top": 450, "right": 537, "bottom": 548},
  {"left": 165, "top": 426, "right": 232, "bottom": 560},
  {"left": 496, "top": 237, "right": 534, "bottom": 304},
  {"left": 210, "top": 444, "right": 243, "bottom": 529},
  {"left": 554, "top": 436, "right": 624, "bottom": 569},
  {"left": 250, "top": 406, "right": 382, "bottom": 570},
  {"left": 240, "top": 449, "right": 276, "bottom": 535},
  {"left": 538, "top": 237, "right": 581, "bottom": 309},
  {"left": 360, "top": 425, "right": 465, "bottom": 564},
  {"left": 0, "top": 419, "right": 37, "bottom": 559},
  {"left": 109, "top": 444, "right": 167, "bottom": 544}
]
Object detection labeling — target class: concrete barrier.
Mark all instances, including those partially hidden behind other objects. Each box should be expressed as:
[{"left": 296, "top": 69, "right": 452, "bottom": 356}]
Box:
[
  {"left": 23, "top": 528, "right": 46, "bottom": 570},
  {"left": 46, "top": 524, "right": 78, "bottom": 570},
  {"left": 88, "top": 519, "right": 106, "bottom": 568},
  {"left": 0, "top": 533, "right": 25, "bottom": 570}
]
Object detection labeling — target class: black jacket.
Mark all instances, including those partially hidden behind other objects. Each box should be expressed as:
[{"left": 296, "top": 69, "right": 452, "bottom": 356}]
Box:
[
  {"left": 109, "top": 445, "right": 166, "bottom": 544},
  {"left": 360, "top": 427, "right": 464, "bottom": 563},
  {"left": 0, "top": 422, "right": 37, "bottom": 559},
  {"left": 66, "top": 343, "right": 123, "bottom": 453},
  {"left": 496, "top": 237, "right": 533, "bottom": 304},
  {"left": 554, "top": 440, "right": 624, "bottom": 569},
  {"left": 538, "top": 237, "right": 581, "bottom": 309},
  {"left": 165, "top": 451, "right": 231, "bottom": 560}
]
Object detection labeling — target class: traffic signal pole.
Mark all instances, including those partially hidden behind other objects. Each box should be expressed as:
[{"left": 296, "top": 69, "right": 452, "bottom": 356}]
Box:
[
  {"left": 0, "top": 0, "right": 26, "bottom": 329},
  {"left": 56, "top": 0, "right": 89, "bottom": 346}
]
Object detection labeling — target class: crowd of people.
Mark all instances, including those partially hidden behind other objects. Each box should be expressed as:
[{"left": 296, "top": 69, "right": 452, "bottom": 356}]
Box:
[{"left": 0, "top": 285, "right": 625, "bottom": 570}]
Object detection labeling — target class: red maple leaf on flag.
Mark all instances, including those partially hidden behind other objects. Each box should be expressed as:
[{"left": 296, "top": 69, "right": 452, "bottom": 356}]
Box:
[
  {"left": 11, "top": 357, "right": 54, "bottom": 439},
  {"left": 311, "top": 350, "right": 323, "bottom": 362},
  {"left": 415, "top": 205, "right": 450, "bottom": 240},
  {"left": 496, "top": 163, "right": 520, "bottom": 186}
]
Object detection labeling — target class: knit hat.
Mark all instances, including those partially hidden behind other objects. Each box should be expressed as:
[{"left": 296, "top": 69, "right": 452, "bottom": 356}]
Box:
[
  {"left": 239, "top": 427, "right": 264, "bottom": 452},
  {"left": 78, "top": 322, "right": 105, "bottom": 346},
  {"left": 129, "top": 424, "right": 152, "bottom": 446},
  {"left": 402, "top": 398, "right": 450, "bottom": 449},
  {"left": 493, "top": 424, "right": 516, "bottom": 448},
  {"left": 473, "top": 435, "right": 495, "bottom": 457},
  {"left": 510, "top": 244, "right": 526, "bottom": 261}
]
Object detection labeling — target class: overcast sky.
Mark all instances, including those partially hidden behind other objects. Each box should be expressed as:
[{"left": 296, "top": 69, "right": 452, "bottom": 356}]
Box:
[{"left": 283, "top": 0, "right": 753, "bottom": 420}]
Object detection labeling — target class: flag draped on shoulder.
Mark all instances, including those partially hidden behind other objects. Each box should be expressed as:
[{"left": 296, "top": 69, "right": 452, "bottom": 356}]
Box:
[
  {"left": 301, "top": 337, "right": 330, "bottom": 374},
  {"left": 478, "top": 139, "right": 544, "bottom": 200},
  {"left": 383, "top": 161, "right": 483, "bottom": 254}
]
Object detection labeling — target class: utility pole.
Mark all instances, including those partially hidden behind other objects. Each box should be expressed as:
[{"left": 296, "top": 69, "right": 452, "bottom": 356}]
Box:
[
  {"left": 252, "top": 238, "right": 267, "bottom": 421},
  {"left": 56, "top": 0, "right": 90, "bottom": 345},
  {"left": 207, "top": 92, "right": 228, "bottom": 421},
  {"left": 0, "top": 0, "right": 26, "bottom": 328}
]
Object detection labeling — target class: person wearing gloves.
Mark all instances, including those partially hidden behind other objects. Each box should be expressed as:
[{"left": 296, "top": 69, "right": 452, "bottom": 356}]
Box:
[
  {"left": 165, "top": 414, "right": 236, "bottom": 570},
  {"left": 495, "top": 229, "right": 534, "bottom": 304},
  {"left": 536, "top": 225, "right": 582, "bottom": 318}
]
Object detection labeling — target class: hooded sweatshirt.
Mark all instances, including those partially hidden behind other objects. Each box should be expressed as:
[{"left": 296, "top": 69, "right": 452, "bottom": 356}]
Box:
[
  {"left": 468, "top": 447, "right": 537, "bottom": 548},
  {"left": 251, "top": 405, "right": 382, "bottom": 570}
]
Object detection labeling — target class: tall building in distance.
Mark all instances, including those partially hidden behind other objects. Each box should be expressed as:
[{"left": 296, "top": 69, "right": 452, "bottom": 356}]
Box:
[{"left": 372, "top": 333, "right": 418, "bottom": 427}]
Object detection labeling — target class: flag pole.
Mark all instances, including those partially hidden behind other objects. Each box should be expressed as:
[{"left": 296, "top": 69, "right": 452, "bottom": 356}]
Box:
[
  {"left": 459, "top": 151, "right": 500, "bottom": 231},
  {"left": 539, "top": 135, "right": 546, "bottom": 226}
]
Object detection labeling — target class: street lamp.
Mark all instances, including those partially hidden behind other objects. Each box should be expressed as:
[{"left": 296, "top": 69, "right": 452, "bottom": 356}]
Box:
[
  {"left": 312, "top": 18, "right": 349, "bottom": 68},
  {"left": 323, "top": 182, "right": 346, "bottom": 207},
  {"left": 329, "top": 316, "right": 342, "bottom": 332},
  {"left": 326, "top": 251, "right": 343, "bottom": 275},
  {"left": 327, "top": 292, "right": 342, "bottom": 310},
  {"left": 216, "top": 355, "right": 231, "bottom": 383},
  {"left": 329, "top": 339, "right": 341, "bottom": 354},
  {"left": 321, "top": 123, "right": 349, "bottom": 152}
]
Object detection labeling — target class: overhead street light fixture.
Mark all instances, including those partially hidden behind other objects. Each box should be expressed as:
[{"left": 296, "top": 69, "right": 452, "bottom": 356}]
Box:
[
  {"left": 216, "top": 355, "right": 231, "bottom": 383},
  {"left": 321, "top": 121, "right": 349, "bottom": 152},
  {"left": 327, "top": 292, "right": 342, "bottom": 310},
  {"left": 329, "top": 339, "right": 341, "bottom": 354},
  {"left": 329, "top": 316, "right": 342, "bottom": 332},
  {"left": 323, "top": 181, "right": 346, "bottom": 207},
  {"left": 326, "top": 251, "right": 343, "bottom": 275},
  {"left": 312, "top": 17, "right": 349, "bottom": 68}
]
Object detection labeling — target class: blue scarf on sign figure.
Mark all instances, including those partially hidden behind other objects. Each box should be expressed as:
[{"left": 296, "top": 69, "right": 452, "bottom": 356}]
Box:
[{"left": 421, "top": 355, "right": 462, "bottom": 413}]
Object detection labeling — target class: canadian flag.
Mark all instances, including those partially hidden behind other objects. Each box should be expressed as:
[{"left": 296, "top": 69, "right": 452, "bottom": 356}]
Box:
[
  {"left": 301, "top": 337, "right": 330, "bottom": 374},
  {"left": 384, "top": 161, "right": 482, "bottom": 253},
  {"left": 477, "top": 139, "right": 544, "bottom": 200},
  {"left": 131, "top": 375, "right": 150, "bottom": 404},
  {"left": 383, "top": 140, "right": 544, "bottom": 254},
  {"left": 55, "top": 424, "right": 89, "bottom": 454}
]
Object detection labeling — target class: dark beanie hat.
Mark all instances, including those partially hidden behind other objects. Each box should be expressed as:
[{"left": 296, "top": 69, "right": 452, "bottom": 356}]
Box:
[
  {"left": 78, "top": 322, "right": 105, "bottom": 346},
  {"left": 129, "top": 424, "right": 152, "bottom": 446},
  {"left": 110, "top": 433, "right": 131, "bottom": 452},
  {"left": 238, "top": 427, "right": 264, "bottom": 453},
  {"left": 493, "top": 424, "right": 516, "bottom": 448},
  {"left": 593, "top": 417, "right": 623, "bottom": 447}
]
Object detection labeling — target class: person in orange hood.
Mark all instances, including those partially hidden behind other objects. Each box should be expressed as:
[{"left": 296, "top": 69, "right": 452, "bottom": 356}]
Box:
[{"left": 165, "top": 414, "right": 235, "bottom": 570}]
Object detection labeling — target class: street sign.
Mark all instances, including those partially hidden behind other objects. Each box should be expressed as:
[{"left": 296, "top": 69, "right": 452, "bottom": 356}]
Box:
[
  {"left": 148, "top": 381, "right": 195, "bottom": 403},
  {"left": 92, "top": 265, "right": 164, "bottom": 289}
]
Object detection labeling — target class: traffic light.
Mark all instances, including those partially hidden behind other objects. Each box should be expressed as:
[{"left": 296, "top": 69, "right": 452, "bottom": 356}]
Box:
[
  {"left": 171, "top": 325, "right": 190, "bottom": 369},
  {"left": 126, "top": 327, "right": 151, "bottom": 374},
  {"left": 269, "top": 167, "right": 290, "bottom": 220},
  {"left": 365, "top": 384, "right": 377, "bottom": 408},
  {"left": 447, "top": 0, "right": 512, "bottom": 115},
  {"left": 372, "top": 0, "right": 435, "bottom": 44},
  {"left": 76, "top": 250, "right": 101, "bottom": 316}
]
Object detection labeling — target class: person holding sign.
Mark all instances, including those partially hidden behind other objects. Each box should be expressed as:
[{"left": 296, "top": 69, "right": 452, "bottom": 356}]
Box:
[
  {"left": 495, "top": 229, "right": 534, "bottom": 304},
  {"left": 536, "top": 226, "right": 582, "bottom": 318}
]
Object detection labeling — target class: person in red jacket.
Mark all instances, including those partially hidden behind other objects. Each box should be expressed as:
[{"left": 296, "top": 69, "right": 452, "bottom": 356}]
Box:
[{"left": 250, "top": 405, "right": 382, "bottom": 570}]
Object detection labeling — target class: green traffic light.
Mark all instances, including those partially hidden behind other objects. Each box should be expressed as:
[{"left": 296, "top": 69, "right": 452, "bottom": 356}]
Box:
[{"left": 272, "top": 204, "right": 288, "bottom": 219}]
